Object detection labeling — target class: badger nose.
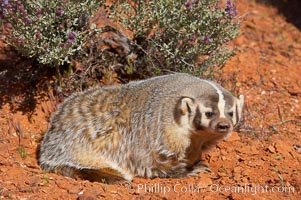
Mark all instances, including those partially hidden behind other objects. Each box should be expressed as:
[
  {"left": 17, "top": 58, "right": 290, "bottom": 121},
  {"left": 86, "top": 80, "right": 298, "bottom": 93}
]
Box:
[{"left": 217, "top": 122, "right": 230, "bottom": 132}]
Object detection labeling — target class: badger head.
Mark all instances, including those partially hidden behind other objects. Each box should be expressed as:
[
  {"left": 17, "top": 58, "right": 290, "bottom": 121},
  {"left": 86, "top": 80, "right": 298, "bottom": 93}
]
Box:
[{"left": 174, "top": 81, "right": 244, "bottom": 139}]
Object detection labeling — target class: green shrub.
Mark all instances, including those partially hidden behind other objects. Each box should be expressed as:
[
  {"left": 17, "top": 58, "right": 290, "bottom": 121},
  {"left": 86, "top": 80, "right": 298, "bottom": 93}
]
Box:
[
  {"left": 0, "top": 0, "right": 102, "bottom": 66},
  {"left": 107, "top": 0, "right": 241, "bottom": 76},
  {"left": 0, "top": 0, "right": 241, "bottom": 82}
]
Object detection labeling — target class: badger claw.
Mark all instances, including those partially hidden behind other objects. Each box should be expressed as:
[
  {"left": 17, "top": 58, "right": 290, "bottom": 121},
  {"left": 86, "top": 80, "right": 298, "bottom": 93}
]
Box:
[{"left": 187, "top": 161, "right": 211, "bottom": 176}]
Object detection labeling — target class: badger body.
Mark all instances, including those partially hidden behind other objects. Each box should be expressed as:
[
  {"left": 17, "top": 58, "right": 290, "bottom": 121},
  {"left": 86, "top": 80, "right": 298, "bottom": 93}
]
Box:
[{"left": 39, "top": 73, "right": 244, "bottom": 183}]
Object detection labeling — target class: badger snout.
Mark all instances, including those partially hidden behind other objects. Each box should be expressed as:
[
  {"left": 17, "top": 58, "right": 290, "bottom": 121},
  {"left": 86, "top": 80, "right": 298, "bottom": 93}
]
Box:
[
  {"left": 213, "top": 118, "right": 233, "bottom": 133},
  {"left": 217, "top": 121, "right": 230, "bottom": 132}
]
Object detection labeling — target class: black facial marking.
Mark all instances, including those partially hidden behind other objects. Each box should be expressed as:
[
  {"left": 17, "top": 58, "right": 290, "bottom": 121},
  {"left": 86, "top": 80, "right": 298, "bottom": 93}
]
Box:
[
  {"left": 174, "top": 99, "right": 183, "bottom": 125},
  {"left": 193, "top": 106, "right": 204, "bottom": 130},
  {"left": 200, "top": 94, "right": 220, "bottom": 117},
  {"left": 205, "top": 112, "right": 215, "bottom": 118},
  {"left": 235, "top": 103, "right": 239, "bottom": 125}
]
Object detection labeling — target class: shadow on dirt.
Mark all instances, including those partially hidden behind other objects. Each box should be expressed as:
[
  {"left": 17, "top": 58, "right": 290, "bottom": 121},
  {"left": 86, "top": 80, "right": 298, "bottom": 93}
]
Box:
[
  {"left": 256, "top": 0, "right": 301, "bottom": 30},
  {"left": 0, "top": 48, "right": 55, "bottom": 116}
]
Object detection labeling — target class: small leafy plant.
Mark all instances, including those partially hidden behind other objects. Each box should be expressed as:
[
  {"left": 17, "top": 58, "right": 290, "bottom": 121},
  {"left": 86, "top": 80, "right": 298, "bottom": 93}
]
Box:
[
  {"left": 0, "top": 0, "right": 102, "bottom": 66},
  {"left": 1, "top": 0, "right": 241, "bottom": 87},
  {"left": 107, "top": 0, "right": 241, "bottom": 76}
]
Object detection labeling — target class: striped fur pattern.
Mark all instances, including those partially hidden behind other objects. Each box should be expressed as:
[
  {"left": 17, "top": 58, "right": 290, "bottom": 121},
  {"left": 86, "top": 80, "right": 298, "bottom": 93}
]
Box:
[{"left": 39, "top": 73, "right": 244, "bottom": 183}]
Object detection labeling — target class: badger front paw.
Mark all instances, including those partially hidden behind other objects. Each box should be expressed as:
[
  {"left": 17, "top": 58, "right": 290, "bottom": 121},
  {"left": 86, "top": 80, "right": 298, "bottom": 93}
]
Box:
[{"left": 187, "top": 161, "right": 211, "bottom": 176}]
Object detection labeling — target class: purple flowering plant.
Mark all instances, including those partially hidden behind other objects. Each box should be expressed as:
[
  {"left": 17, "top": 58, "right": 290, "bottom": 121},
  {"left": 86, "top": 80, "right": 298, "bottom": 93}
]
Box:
[
  {"left": 0, "top": 0, "right": 102, "bottom": 66},
  {"left": 108, "top": 0, "right": 241, "bottom": 76},
  {"left": 225, "top": 0, "right": 238, "bottom": 18}
]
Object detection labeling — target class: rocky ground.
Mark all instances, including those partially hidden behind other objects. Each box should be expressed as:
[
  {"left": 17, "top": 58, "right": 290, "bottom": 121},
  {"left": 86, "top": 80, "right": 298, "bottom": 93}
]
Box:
[{"left": 0, "top": 0, "right": 300, "bottom": 199}]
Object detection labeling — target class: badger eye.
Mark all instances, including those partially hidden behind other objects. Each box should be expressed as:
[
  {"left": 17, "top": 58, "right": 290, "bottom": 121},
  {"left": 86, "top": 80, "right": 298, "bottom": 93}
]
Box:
[
  {"left": 205, "top": 112, "right": 215, "bottom": 118},
  {"left": 228, "top": 112, "right": 233, "bottom": 117}
]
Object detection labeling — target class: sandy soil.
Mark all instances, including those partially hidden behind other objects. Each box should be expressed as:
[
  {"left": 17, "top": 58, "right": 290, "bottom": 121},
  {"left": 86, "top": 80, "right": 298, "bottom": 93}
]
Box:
[{"left": 0, "top": 0, "right": 300, "bottom": 199}]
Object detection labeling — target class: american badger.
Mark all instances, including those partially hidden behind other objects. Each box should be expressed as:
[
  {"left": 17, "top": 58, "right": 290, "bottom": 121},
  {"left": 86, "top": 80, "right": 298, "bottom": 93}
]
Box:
[{"left": 39, "top": 73, "right": 244, "bottom": 183}]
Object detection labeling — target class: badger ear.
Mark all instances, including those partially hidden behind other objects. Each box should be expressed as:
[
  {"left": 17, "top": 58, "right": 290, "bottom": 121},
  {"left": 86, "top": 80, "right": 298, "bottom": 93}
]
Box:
[
  {"left": 236, "top": 95, "right": 244, "bottom": 123},
  {"left": 174, "top": 97, "right": 196, "bottom": 124},
  {"left": 180, "top": 97, "right": 195, "bottom": 115}
]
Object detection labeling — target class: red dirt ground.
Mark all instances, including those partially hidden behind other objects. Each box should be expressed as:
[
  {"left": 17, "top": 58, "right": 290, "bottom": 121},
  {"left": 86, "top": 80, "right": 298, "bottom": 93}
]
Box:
[{"left": 0, "top": 0, "right": 300, "bottom": 199}]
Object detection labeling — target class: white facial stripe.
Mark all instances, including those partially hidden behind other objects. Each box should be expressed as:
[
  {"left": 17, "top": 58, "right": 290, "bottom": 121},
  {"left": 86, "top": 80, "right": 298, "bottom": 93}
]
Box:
[
  {"left": 198, "top": 103, "right": 212, "bottom": 127},
  {"left": 203, "top": 80, "right": 226, "bottom": 118},
  {"left": 199, "top": 104, "right": 212, "bottom": 113},
  {"left": 237, "top": 95, "right": 244, "bottom": 122}
]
